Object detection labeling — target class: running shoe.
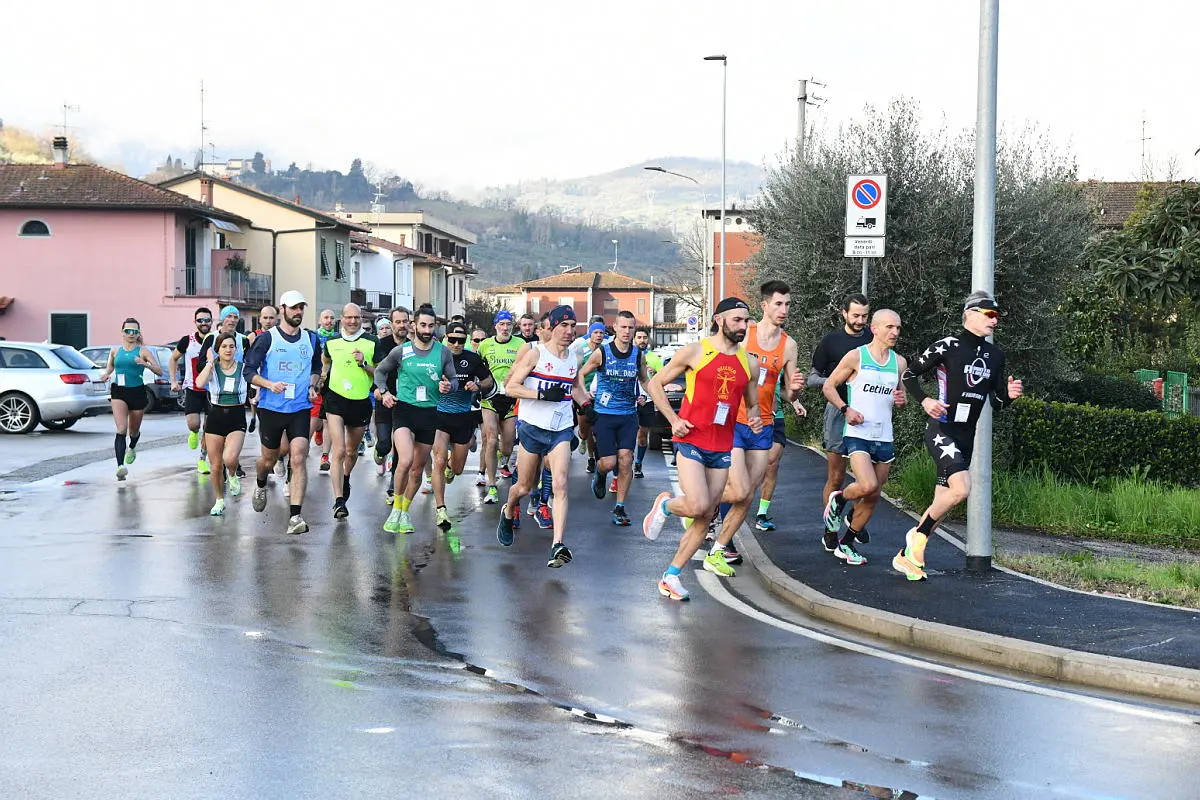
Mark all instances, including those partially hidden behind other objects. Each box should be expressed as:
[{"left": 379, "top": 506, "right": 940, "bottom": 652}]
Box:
[
  {"left": 854, "top": 527, "right": 870, "bottom": 544},
  {"left": 754, "top": 514, "right": 776, "bottom": 532},
  {"left": 364, "top": 430, "right": 374, "bottom": 447},
  {"left": 320, "top": 454, "right": 331, "bottom": 472},
  {"left": 577, "top": 437, "right": 588, "bottom": 454},
  {"left": 611, "top": 506, "right": 631, "bottom": 527},
  {"left": 436, "top": 506, "right": 452, "bottom": 532},
  {"left": 383, "top": 508, "right": 403, "bottom": 533},
  {"left": 892, "top": 549, "right": 927, "bottom": 581},
  {"left": 248, "top": 416, "right": 257, "bottom": 434},
  {"left": 314, "top": 430, "right": 323, "bottom": 447},
  {"left": 357, "top": 441, "right": 366, "bottom": 456},
  {"left": 609, "top": 475, "right": 618, "bottom": 494},
  {"left": 235, "top": 465, "right": 246, "bottom": 478},
  {"left": 373, "top": 449, "right": 385, "bottom": 466},
  {"left": 444, "top": 466, "right": 455, "bottom": 484},
  {"left": 385, "top": 488, "right": 394, "bottom": 506},
  {"left": 188, "top": 431, "right": 199, "bottom": 450},
  {"left": 534, "top": 503, "right": 554, "bottom": 529},
  {"left": 197, "top": 458, "right": 211, "bottom": 475},
  {"left": 586, "top": 457, "right": 595, "bottom": 474},
  {"left": 333, "top": 499, "right": 349, "bottom": 520},
  {"left": 484, "top": 486, "right": 499, "bottom": 504},
  {"left": 275, "top": 459, "right": 286, "bottom": 478},
  {"left": 421, "top": 476, "right": 432, "bottom": 494},
  {"left": 822, "top": 530, "right": 838, "bottom": 553},
  {"left": 658, "top": 573, "right": 690, "bottom": 601},
  {"left": 475, "top": 472, "right": 487, "bottom": 486},
  {"left": 723, "top": 543, "right": 743, "bottom": 565},
  {"left": 253, "top": 486, "right": 267, "bottom": 512},
  {"left": 547, "top": 542, "right": 573, "bottom": 568},
  {"left": 707, "top": 515, "right": 722, "bottom": 538},
  {"left": 397, "top": 511, "right": 414, "bottom": 534},
  {"left": 633, "top": 462, "right": 644, "bottom": 479},
  {"left": 116, "top": 465, "right": 128, "bottom": 481},
  {"left": 287, "top": 515, "right": 309, "bottom": 535},
  {"left": 835, "top": 543, "right": 867, "bottom": 566},
  {"left": 703, "top": 550, "right": 736, "bottom": 577},
  {"left": 643, "top": 491, "right": 671, "bottom": 540},
  {"left": 498, "top": 466, "right": 513, "bottom": 480},
  {"left": 822, "top": 490, "right": 845, "bottom": 533},
  {"left": 904, "top": 528, "right": 928, "bottom": 568},
  {"left": 227, "top": 474, "right": 242, "bottom": 497},
  {"left": 210, "top": 498, "right": 226, "bottom": 516},
  {"left": 591, "top": 470, "right": 607, "bottom": 500},
  {"left": 527, "top": 499, "right": 538, "bottom": 516},
  {"left": 124, "top": 448, "right": 137, "bottom": 465},
  {"left": 497, "top": 505, "right": 516, "bottom": 546}
]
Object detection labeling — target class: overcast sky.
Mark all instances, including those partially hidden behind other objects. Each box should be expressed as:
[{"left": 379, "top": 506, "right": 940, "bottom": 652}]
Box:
[{"left": 5, "top": 1, "right": 1197, "bottom": 189}]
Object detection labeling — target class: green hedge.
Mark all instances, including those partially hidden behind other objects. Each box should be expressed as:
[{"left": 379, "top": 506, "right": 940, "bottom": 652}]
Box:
[{"left": 1049, "top": 374, "right": 1161, "bottom": 412}]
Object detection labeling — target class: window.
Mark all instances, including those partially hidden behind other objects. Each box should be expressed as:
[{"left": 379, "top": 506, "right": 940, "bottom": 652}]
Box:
[
  {"left": 52, "top": 346, "right": 96, "bottom": 370},
  {"left": 637, "top": 298, "right": 647, "bottom": 316},
  {"left": 19, "top": 220, "right": 50, "bottom": 237},
  {"left": 602, "top": 297, "right": 618, "bottom": 313},
  {"left": 662, "top": 298, "right": 677, "bottom": 323},
  {"left": 49, "top": 313, "right": 88, "bottom": 350},
  {"left": 320, "top": 237, "right": 330, "bottom": 277},
  {"left": 0, "top": 347, "right": 49, "bottom": 369},
  {"left": 335, "top": 241, "right": 347, "bottom": 281},
  {"left": 559, "top": 296, "right": 573, "bottom": 307},
  {"left": 529, "top": 297, "right": 540, "bottom": 313}
]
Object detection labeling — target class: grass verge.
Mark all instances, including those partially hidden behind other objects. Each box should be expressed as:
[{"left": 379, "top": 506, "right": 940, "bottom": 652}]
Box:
[{"left": 995, "top": 551, "right": 1200, "bottom": 608}]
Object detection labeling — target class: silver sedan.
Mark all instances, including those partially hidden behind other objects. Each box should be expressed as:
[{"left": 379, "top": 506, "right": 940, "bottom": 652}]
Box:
[{"left": 0, "top": 342, "right": 111, "bottom": 433}]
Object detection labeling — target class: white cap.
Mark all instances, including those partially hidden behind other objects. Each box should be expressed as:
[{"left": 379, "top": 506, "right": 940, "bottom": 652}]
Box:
[{"left": 279, "top": 290, "right": 307, "bottom": 308}]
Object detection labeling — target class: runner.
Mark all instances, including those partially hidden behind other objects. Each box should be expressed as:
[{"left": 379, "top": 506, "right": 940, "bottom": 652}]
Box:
[
  {"left": 99, "top": 318, "right": 163, "bottom": 481},
  {"left": 809, "top": 293, "right": 871, "bottom": 548},
  {"left": 495, "top": 305, "right": 581, "bottom": 568},
  {"left": 577, "top": 310, "right": 648, "bottom": 526},
  {"left": 197, "top": 306, "right": 250, "bottom": 479},
  {"left": 376, "top": 304, "right": 458, "bottom": 534},
  {"left": 194, "top": 331, "right": 249, "bottom": 515},
  {"left": 707, "top": 281, "right": 804, "bottom": 576},
  {"left": 820, "top": 310, "right": 907, "bottom": 564},
  {"left": 641, "top": 298, "right": 761, "bottom": 601},
  {"left": 517, "top": 312, "right": 538, "bottom": 343},
  {"left": 313, "top": 309, "right": 338, "bottom": 473},
  {"left": 373, "top": 306, "right": 411, "bottom": 504},
  {"left": 755, "top": 379, "right": 807, "bottom": 531},
  {"left": 168, "top": 307, "right": 214, "bottom": 474},
  {"left": 243, "top": 290, "right": 323, "bottom": 534},
  {"left": 247, "top": 304, "right": 278, "bottom": 434},
  {"left": 477, "top": 310, "right": 524, "bottom": 503},
  {"left": 571, "top": 321, "right": 607, "bottom": 473},
  {"left": 432, "top": 322, "right": 494, "bottom": 531},
  {"left": 523, "top": 311, "right": 557, "bottom": 529},
  {"left": 632, "top": 326, "right": 663, "bottom": 479},
  {"left": 320, "top": 302, "right": 377, "bottom": 520},
  {"left": 895, "top": 291, "right": 1023, "bottom": 580}
]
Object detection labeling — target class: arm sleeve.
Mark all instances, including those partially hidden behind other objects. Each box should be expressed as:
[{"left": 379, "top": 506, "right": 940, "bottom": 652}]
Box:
[
  {"left": 242, "top": 331, "right": 271, "bottom": 382},
  {"left": 197, "top": 335, "right": 213, "bottom": 373},
  {"left": 808, "top": 339, "right": 829, "bottom": 387},
  {"left": 175, "top": 335, "right": 189, "bottom": 355},
  {"left": 441, "top": 347, "right": 460, "bottom": 392},
  {"left": 374, "top": 348, "right": 401, "bottom": 394},
  {"left": 990, "top": 350, "right": 1011, "bottom": 410},
  {"left": 310, "top": 333, "right": 323, "bottom": 376},
  {"left": 901, "top": 341, "right": 948, "bottom": 403}
]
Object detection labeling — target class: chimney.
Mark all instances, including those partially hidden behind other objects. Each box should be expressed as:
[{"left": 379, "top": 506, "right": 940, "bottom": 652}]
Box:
[
  {"left": 52, "top": 137, "right": 69, "bottom": 169},
  {"left": 199, "top": 177, "right": 213, "bottom": 206}
]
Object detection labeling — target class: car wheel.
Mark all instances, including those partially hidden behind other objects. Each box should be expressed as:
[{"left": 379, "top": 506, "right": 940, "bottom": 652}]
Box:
[
  {"left": 0, "top": 392, "right": 40, "bottom": 434},
  {"left": 41, "top": 417, "right": 80, "bottom": 431},
  {"left": 144, "top": 388, "right": 158, "bottom": 414},
  {"left": 175, "top": 393, "right": 187, "bottom": 412}
]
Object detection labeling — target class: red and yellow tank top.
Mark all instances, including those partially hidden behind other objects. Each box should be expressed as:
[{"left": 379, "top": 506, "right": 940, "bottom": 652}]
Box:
[
  {"left": 737, "top": 322, "right": 789, "bottom": 426},
  {"left": 676, "top": 339, "right": 753, "bottom": 452}
]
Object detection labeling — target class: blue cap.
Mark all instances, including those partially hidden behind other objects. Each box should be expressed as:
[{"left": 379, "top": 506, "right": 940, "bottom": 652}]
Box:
[
  {"left": 587, "top": 322, "right": 606, "bottom": 337},
  {"left": 219, "top": 305, "right": 239, "bottom": 321},
  {"left": 494, "top": 309, "right": 515, "bottom": 324},
  {"left": 549, "top": 305, "right": 577, "bottom": 327}
]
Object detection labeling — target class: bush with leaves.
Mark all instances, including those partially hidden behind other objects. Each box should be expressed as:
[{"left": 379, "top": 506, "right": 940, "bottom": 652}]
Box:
[{"left": 1048, "top": 374, "right": 1161, "bottom": 412}]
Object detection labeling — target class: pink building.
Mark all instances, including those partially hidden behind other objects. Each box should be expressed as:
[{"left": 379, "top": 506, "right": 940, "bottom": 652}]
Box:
[{"left": 0, "top": 141, "right": 251, "bottom": 349}]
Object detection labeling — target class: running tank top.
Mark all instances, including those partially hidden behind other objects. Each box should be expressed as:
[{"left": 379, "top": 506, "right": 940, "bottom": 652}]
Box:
[
  {"left": 325, "top": 335, "right": 377, "bottom": 400},
  {"left": 395, "top": 341, "right": 444, "bottom": 409},
  {"left": 737, "top": 322, "right": 788, "bottom": 427},
  {"left": 207, "top": 361, "right": 248, "bottom": 406},
  {"left": 593, "top": 342, "right": 641, "bottom": 416},
  {"left": 519, "top": 343, "right": 577, "bottom": 432},
  {"left": 181, "top": 332, "right": 204, "bottom": 390},
  {"left": 843, "top": 345, "right": 899, "bottom": 442},
  {"left": 676, "top": 339, "right": 752, "bottom": 452},
  {"left": 256, "top": 327, "right": 318, "bottom": 414},
  {"left": 113, "top": 346, "right": 145, "bottom": 389}
]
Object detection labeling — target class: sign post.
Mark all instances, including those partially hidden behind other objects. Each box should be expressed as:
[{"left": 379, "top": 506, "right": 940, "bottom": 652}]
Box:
[{"left": 844, "top": 175, "right": 887, "bottom": 294}]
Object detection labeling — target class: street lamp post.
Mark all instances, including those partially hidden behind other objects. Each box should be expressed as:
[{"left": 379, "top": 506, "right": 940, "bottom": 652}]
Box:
[
  {"left": 612, "top": 239, "right": 619, "bottom": 271},
  {"left": 704, "top": 54, "right": 727, "bottom": 303}
]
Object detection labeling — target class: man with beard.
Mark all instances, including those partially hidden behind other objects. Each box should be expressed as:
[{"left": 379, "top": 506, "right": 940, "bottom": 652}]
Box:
[
  {"left": 373, "top": 306, "right": 411, "bottom": 504},
  {"left": 320, "top": 302, "right": 377, "bottom": 520},
  {"left": 641, "top": 298, "right": 761, "bottom": 601},
  {"left": 432, "top": 322, "right": 494, "bottom": 531},
  {"left": 169, "top": 307, "right": 215, "bottom": 474},
  {"left": 313, "top": 308, "right": 338, "bottom": 472}
]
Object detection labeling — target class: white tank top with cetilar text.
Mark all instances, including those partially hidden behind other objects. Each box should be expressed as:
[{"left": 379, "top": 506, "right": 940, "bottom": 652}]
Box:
[
  {"left": 843, "top": 344, "right": 899, "bottom": 442},
  {"left": 519, "top": 343, "right": 577, "bottom": 431}
]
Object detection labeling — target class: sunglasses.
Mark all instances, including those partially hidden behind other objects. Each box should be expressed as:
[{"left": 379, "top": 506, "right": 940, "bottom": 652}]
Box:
[
  {"left": 195, "top": 318, "right": 213, "bottom": 324},
  {"left": 472, "top": 337, "right": 484, "bottom": 344},
  {"left": 971, "top": 308, "right": 1000, "bottom": 319},
  {"left": 123, "top": 328, "right": 140, "bottom": 335},
  {"left": 447, "top": 336, "right": 467, "bottom": 344}
]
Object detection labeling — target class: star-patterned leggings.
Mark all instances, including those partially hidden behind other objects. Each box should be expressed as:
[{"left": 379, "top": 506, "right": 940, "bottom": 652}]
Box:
[{"left": 924, "top": 421, "right": 974, "bottom": 487}]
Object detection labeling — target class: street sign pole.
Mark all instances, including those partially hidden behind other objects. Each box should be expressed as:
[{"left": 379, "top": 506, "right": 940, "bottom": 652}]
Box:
[
  {"left": 966, "top": 0, "right": 999, "bottom": 574},
  {"left": 861, "top": 257, "right": 869, "bottom": 296},
  {"left": 844, "top": 175, "right": 887, "bottom": 288}
]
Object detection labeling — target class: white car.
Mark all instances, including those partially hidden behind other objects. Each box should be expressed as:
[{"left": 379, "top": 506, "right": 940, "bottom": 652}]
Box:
[
  {"left": 80, "top": 344, "right": 181, "bottom": 413},
  {"left": 0, "top": 342, "right": 110, "bottom": 433}
]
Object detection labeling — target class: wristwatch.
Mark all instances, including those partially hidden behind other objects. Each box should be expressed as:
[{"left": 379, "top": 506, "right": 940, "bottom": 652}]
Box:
[{"left": 840, "top": 404, "right": 850, "bottom": 414}]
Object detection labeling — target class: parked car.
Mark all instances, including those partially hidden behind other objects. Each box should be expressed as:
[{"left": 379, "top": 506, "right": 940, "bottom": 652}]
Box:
[
  {"left": 647, "top": 357, "right": 685, "bottom": 449},
  {"left": 80, "top": 344, "right": 181, "bottom": 413},
  {"left": 0, "top": 342, "right": 111, "bottom": 433}
]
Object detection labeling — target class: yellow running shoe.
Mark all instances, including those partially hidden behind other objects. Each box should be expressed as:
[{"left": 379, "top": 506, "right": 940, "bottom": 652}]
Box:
[
  {"left": 892, "top": 549, "right": 927, "bottom": 581},
  {"left": 905, "top": 529, "right": 928, "bottom": 568}
]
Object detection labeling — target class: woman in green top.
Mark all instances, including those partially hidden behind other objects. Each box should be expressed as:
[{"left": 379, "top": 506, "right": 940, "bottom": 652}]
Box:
[
  {"left": 98, "top": 317, "right": 163, "bottom": 481},
  {"left": 195, "top": 332, "right": 249, "bottom": 515}
]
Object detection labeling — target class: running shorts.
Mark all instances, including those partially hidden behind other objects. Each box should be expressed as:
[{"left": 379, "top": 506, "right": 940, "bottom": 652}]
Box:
[
  {"left": 733, "top": 422, "right": 774, "bottom": 451},
  {"left": 392, "top": 400, "right": 437, "bottom": 446},
  {"left": 924, "top": 422, "right": 974, "bottom": 487},
  {"left": 437, "top": 410, "right": 481, "bottom": 446},
  {"left": 258, "top": 408, "right": 310, "bottom": 450},
  {"left": 323, "top": 392, "right": 372, "bottom": 429},
  {"left": 205, "top": 404, "right": 247, "bottom": 437},
  {"left": 184, "top": 389, "right": 209, "bottom": 416},
  {"left": 822, "top": 402, "right": 846, "bottom": 455},
  {"left": 110, "top": 383, "right": 148, "bottom": 412},
  {"left": 482, "top": 395, "right": 517, "bottom": 420},
  {"left": 593, "top": 412, "right": 638, "bottom": 458}
]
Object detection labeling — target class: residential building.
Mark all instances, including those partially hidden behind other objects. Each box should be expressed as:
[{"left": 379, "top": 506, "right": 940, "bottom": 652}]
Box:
[
  {"left": 160, "top": 172, "right": 368, "bottom": 319},
  {"left": 0, "top": 139, "right": 254, "bottom": 348},
  {"left": 349, "top": 233, "right": 422, "bottom": 317},
  {"left": 704, "top": 205, "right": 760, "bottom": 304},
  {"left": 1078, "top": 180, "right": 1193, "bottom": 231},
  {"left": 333, "top": 210, "right": 476, "bottom": 318}
]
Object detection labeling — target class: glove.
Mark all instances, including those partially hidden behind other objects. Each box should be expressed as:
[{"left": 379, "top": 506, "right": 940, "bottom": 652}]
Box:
[
  {"left": 581, "top": 401, "right": 597, "bottom": 424},
  {"left": 537, "top": 385, "right": 567, "bottom": 402}
]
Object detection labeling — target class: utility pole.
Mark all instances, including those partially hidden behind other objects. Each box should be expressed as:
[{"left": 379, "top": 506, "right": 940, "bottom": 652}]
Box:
[
  {"left": 198, "top": 80, "right": 207, "bottom": 170},
  {"left": 796, "top": 79, "right": 807, "bottom": 163}
]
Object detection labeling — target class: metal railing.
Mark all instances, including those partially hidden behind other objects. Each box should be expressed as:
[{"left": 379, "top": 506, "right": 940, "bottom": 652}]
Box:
[
  {"left": 351, "top": 289, "right": 394, "bottom": 311},
  {"left": 173, "top": 266, "right": 272, "bottom": 305}
]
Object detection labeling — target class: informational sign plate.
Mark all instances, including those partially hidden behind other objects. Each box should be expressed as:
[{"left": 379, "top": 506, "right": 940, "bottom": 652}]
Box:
[
  {"left": 844, "top": 236, "right": 886, "bottom": 258},
  {"left": 845, "top": 174, "right": 888, "bottom": 238},
  {"left": 686, "top": 315, "right": 700, "bottom": 332}
]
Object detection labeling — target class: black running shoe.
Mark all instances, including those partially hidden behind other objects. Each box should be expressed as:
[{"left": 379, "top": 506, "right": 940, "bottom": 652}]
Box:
[
  {"left": 854, "top": 527, "right": 870, "bottom": 544},
  {"left": 633, "top": 463, "right": 644, "bottom": 479},
  {"left": 586, "top": 457, "right": 596, "bottom": 474},
  {"left": 591, "top": 470, "right": 607, "bottom": 499},
  {"left": 723, "top": 544, "right": 743, "bottom": 565},
  {"left": 333, "top": 499, "right": 349, "bottom": 520},
  {"left": 822, "top": 531, "right": 838, "bottom": 552},
  {"left": 611, "top": 506, "right": 631, "bottom": 526},
  {"left": 497, "top": 505, "right": 516, "bottom": 547},
  {"left": 235, "top": 466, "right": 246, "bottom": 478},
  {"left": 547, "top": 542, "right": 573, "bottom": 568}
]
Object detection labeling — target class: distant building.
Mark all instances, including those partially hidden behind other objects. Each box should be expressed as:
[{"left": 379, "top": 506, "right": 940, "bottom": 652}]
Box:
[
  {"left": 1078, "top": 180, "right": 1194, "bottom": 231},
  {"left": 703, "top": 205, "right": 760, "bottom": 304}
]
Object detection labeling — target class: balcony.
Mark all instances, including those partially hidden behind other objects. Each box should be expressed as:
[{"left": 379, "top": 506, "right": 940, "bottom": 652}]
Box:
[
  {"left": 351, "top": 289, "right": 394, "bottom": 312},
  {"left": 173, "top": 263, "right": 272, "bottom": 306}
]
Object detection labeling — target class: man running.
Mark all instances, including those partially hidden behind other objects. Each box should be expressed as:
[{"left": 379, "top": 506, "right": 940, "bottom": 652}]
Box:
[
  {"left": 706, "top": 281, "right": 804, "bottom": 576},
  {"left": 247, "top": 304, "right": 277, "bottom": 433},
  {"left": 641, "top": 298, "right": 761, "bottom": 601},
  {"left": 517, "top": 312, "right": 539, "bottom": 344},
  {"left": 432, "top": 322, "right": 494, "bottom": 531},
  {"left": 571, "top": 321, "right": 607, "bottom": 473},
  {"left": 894, "top": 291, "right": 1023, "bottom": 580},
  {"left": 320, "top": 302, "right": 377, "bottom": 520},
  {"left": 632, "top": 326, "right": 663, "bottom": 479},
  {"left": 820, "top": 310, "right": 907, "bottom": 565},
  {"left": 477, "top": 310, "right": 524, "bottom": 503},
  {"left": 495, "top": 305, "right": 582, "bottom": 568},
  {"left": 313, "top": 309, "right": 338, "bottom": 472},
  {"left": 522, "top": 311, "right": 558, "bottom": 530},
  {"left": 577, "top": 310, "right": 648, "bottom": 526},
  {"left": 376, "top": 304, "right": 458, "bottom": 534},
  {"left": 169, "top": 307, "right": 215, "bottom": 474},
  {"left": 243, "top": 291, "right": 322, "bottom": 534},
  {"left": 373, "top": 306, "right": 411, "bottom": 503},
  {"left": 755, "top": 379, "right": 807, "bottom": 531}
]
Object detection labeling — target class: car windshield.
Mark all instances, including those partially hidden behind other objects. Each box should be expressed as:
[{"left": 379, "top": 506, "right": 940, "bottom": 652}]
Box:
[{"left": 53, "top": 346, "right": 99, "bottom": 370}]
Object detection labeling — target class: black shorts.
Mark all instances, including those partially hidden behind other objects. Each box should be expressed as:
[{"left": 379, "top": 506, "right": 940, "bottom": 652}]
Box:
[
  {"left": 637, "top": 403, "right": 657, "bottom": 429},
  {"left": 483, "top": 394, "right": 517, "bottom": 420},
  {"left": 924, "top": 422, "right": 974, "bottom": 487},
  {"left": 184, "top": 389, "right": 209, "bottom": 416},
  {"left": 206, "top": 404, "right": 247, "bottom": 437},
  {"left": 258, "top": 408, "right": 310, "bottom": 450},
  {"left": 437, "top": 410, "right": 481, "bottom": 445},
  {"left": 110, "top": 383, "right": 148, "bottom": 412},
  {"left": 392, "top": 400, "right": 437, "bottom": 446},
  {"left": 324, "top": 392, "right": 373, "bottom": 429}
]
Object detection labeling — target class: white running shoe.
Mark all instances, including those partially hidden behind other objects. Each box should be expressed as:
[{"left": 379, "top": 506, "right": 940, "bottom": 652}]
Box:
[
  {"left": 116, "top": 465, "right": 128, "bottom": 481},
  {"left": 642, "top": 491, "right": 672, "bottom": 541},
  {"left": 421, "top": 476, "right": 433, "bottom": 494},
  {"left": 210, "top": 498, "right": 226, "bottom": 516},
  {"left": 287, "top": 515, "right": 309, "bottom": 534},
  {"left": 657, "top": 573, "right": 690, "bottom": 601},
  {"left": 474, "top": 473, "right": 487, "bottom": 486},
  {"left": 252, "top": 486, "right": 267, "bottom": 513}
]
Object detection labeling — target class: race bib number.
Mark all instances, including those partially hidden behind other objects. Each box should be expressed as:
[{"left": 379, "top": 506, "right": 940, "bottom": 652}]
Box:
[
  {"left": 284, "top": 384, "right": 296, "bottom": 399},
  {"left": 758, "top": 368, "right": 767, "bottom": 387},
  {"left": 343, "top": 380, "right": 354, "bottom": 392},
  {"left": 599, "top": 391, "right": 612, "bottom": 407},
  {"left": 416, "top": 385, "right": 428, "bottom": 403},
  {"left": 223, "top": 377, "right": 235, "bottom": 393},
  {"left": 551, "top": 407, "right": 567, "bottom": 429},
  {"left": 954, "top": 403, "right": 971, "bottom": 423},
  {"left": 116, "top": 374, "right": 126, "bottom": 387},
  {"left": 713, "top": 402, "right": 730, "bottom": 426},
  {"left": 866, "top": 421, "right": 883, "bottom": 438}
]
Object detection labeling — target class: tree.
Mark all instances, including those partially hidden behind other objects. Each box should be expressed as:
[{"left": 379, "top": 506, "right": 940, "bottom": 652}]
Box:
[
  {"left": 658, "top": 219, "right": 707, "bottom": 313},
  {"left": 348, "top": 158, "right": 365, "bottom": 181},
  {"left": 464, "top": 293, "right": 501, "bottom": 332},
  {"left": 751, "top": 98, "right": 1094, "bottom": 389},
  {"left": 252, "top": 151, "right": 266, "bottom": 174}
]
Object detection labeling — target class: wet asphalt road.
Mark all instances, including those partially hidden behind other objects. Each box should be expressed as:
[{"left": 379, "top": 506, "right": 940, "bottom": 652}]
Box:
[{"left": 1, "top": 425, "right": 1199, "bottom": 799}]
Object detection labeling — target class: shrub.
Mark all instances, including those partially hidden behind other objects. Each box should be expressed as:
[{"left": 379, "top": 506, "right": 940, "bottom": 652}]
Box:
[{"left": 1050, "top": 374, "right": 1161, "bottom": 412}]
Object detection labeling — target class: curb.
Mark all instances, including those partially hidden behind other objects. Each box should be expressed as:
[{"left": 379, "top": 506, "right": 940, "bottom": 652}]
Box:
[{"left": 736, "top": 530, "right": 1200, "bottom": 706}]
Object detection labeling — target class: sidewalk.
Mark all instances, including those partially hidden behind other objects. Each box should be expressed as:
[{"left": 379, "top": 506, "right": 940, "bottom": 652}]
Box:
[{"left": 738, "top": 444, "right": 1200, "bottom": 705}]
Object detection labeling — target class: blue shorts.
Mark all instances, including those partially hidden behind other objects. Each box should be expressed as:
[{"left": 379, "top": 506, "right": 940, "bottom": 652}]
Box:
[
  {"left": 516, "top": 421, "right": 574, "bottom": 457},
  {"left": 733, "top": 422, "right": 774, "bottom": 451},
  {"left": 593, "top": 412, "right": 638, "bottom": 458},
  {"left": 843, "top": 436, "right": 895, "bottom": 464},
  {"left": 772, "top": 422, "right": 787, "bottom": 446},
  {"left": 673, "top": 441, "right": 732, "bottom": 470}
]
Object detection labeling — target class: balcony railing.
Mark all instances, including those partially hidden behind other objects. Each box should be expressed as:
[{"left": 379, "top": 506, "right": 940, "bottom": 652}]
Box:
[
  {"left": 351, "top": 289, "right": 394, "bottom": 311},
  {"left": 173, "top": 265, "right": 272, "bottom": 305}
]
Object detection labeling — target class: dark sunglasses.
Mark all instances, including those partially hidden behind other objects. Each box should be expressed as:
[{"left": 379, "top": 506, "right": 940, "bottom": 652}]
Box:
[
  {"left": 123, "top": 328, "right": 140, "bottom": 335},
  {"left": 447, "top": 336, "right": 467, "bottom": 344},
  {"left": 195, "top": 317, "right": 213, "bottom": 324},
  {"left": 971, "top": 308, "right": 1000, "bottom": 319},
  {"left": 471, "top": 337, "right": 484, "bottom": 344}
]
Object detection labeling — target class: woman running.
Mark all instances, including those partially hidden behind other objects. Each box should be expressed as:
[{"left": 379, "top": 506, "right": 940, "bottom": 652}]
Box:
[
  {"left": 99, "top": 318, "right": 163, "bottom": 481},
  {"left": 194, "top": 331, "right": 249, "bottom": 515}
]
